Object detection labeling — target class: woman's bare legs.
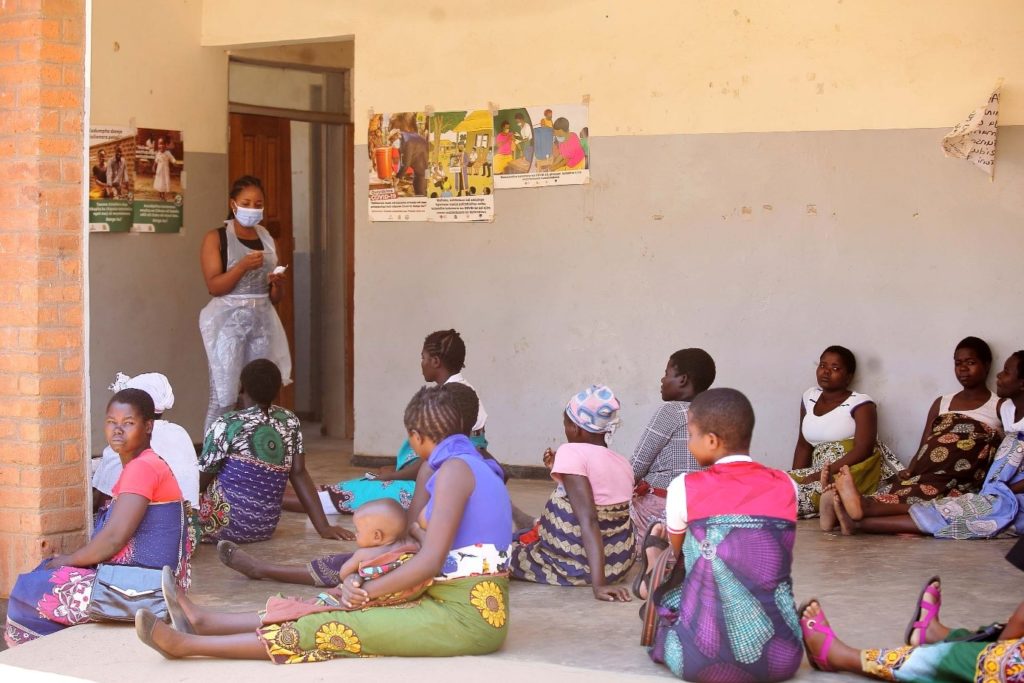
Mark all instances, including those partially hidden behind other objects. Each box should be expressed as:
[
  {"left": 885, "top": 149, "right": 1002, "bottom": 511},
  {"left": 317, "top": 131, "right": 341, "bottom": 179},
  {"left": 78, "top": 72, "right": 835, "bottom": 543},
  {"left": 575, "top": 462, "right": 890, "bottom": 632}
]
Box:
[
  {"left": 140, "top": 611, "right": 267, "bottom": 659},
  {"left": 834, "top": 494, "right": 923, "bottom": 536},
  {"left": 908, "top": 578, "right": 950, "bottom": 646},
  {"left": 1000, "top": 601, "right": 1024, "bottom": 639},
  {"left": 218, "top": 541, "right": 319, "bottom": 586},
  {"left": 834, "top": 466, "right": 912, "bottom": 520},
  {"left": 800, "top": 601, "right": 864, "bottom": 674},
  {"left": 174, "top": 587, "right": 264, "bottom": 635}
]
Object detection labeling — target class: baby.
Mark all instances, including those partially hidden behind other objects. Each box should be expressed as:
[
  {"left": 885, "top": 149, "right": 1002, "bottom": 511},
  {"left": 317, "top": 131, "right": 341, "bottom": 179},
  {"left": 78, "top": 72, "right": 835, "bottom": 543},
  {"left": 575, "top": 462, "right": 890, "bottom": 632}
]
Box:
[{"left": 336, "top": 498, "right": 418, "bottom": 584}]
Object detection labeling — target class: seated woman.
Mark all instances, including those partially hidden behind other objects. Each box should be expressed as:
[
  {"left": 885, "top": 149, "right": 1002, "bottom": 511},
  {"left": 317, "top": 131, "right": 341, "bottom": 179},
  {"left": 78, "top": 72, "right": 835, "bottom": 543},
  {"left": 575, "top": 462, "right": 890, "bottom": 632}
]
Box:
[
  {"left": 135, "top": 385, "right": 513, "bottom": 663},
  {"left": 788, "top": 345, "right": 900, "bottom": 518},
  {"left": 820, "top": 337, "right": 1003, "bottom": 529},
  {"left": 197, "top": 359, "right": 350, "bottom": 543},
  {"left": 5, "top": 389, "right": 193, "bottom": 646},
  {"left": 830, "top": 350, "right": 1024, "bottom": 538},
  {"left": 647, "top": 389, "right": 803, "bottom": 682},
  {"left": 92, "top": 371, "right": 200, "bottom": 512},
  {"left": 800, "top": 571, "right": 1024, "bottom": 681},
  {"left": 509, "top": 385, "right": 634, "bottom": 602},
  {"left": 287, "top": 328, "right": 489, "bottom": 516}
]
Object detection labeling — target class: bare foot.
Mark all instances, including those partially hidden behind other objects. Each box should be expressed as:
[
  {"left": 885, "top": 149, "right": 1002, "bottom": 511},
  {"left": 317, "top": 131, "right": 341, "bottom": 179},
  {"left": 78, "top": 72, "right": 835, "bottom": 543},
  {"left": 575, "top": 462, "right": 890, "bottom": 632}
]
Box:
[
  {"left": 834, "top": 465, "right": 864, "bottom": 520},
  {"left": 801, "top": 600, "right": 858, "bottom": 671},
  {"left": 819, "top": 490, "right": 838, "bottom": 531},
  {"left": 909, "top": 579, "right": 948, "bottom": 645},
  {"left": 217, "top": 540, "right": 265, "bottom": 580},
  {"left": 834, "top": 491, "right": 857, "bottom": 536}
]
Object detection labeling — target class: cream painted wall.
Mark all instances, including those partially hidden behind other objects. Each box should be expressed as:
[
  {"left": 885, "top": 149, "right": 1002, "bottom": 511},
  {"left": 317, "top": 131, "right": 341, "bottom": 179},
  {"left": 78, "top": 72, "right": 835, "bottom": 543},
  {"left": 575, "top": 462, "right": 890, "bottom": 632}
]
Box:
[
  {"left": 93, "top": 0, "right": 226, "bottom": 153},
  {"left": 202, "top": 0, "right": 1024, "bottom": 143}
]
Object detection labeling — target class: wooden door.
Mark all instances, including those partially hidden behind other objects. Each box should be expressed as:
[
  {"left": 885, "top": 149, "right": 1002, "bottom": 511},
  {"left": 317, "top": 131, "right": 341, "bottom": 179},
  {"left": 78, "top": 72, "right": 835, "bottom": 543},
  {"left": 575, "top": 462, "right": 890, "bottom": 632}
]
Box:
[{"left": 228, "top": 113, "right": 295, "bottom": 409}]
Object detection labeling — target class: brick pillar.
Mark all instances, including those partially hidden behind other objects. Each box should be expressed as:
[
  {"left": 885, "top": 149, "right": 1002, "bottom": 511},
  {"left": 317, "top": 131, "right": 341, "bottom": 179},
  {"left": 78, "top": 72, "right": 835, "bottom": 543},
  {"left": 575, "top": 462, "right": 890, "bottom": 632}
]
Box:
[{"left": 0, "top": 0, "right": 87, "bottom": 597}]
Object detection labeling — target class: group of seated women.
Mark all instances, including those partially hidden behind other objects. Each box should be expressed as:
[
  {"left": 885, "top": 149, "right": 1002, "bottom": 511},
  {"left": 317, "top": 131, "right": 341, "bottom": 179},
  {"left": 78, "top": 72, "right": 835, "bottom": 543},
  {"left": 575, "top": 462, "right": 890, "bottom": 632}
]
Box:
[{"left": 4, "top": 327, "right": 1023, "bottom": 683}]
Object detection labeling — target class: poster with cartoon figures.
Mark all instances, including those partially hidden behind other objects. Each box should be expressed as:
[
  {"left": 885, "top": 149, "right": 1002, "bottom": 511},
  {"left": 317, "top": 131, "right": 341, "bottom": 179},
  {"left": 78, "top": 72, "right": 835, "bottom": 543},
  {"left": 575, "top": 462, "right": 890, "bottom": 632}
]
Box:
[
  {"left": 88, "top": 125, "right": 135, "bottom": 233},
  {"left": 425, "top": 109, "right": 494, "bottom": 222},
  {"left": 368, "top": 112, "right": 430, "bottom": 222},
  {"left": 492, "top": 104, "right": 590, "bottom": 189},
  {"left": 132, "top": 127, "right": 184, "bottom": 233}
]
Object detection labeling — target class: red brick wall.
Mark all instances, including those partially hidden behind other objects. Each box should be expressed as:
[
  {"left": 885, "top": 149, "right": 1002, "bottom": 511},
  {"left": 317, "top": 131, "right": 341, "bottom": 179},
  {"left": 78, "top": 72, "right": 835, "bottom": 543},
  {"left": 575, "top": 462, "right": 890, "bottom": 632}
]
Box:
[{"left": 0, "top": 0, "right": 87, "bottom": 597}]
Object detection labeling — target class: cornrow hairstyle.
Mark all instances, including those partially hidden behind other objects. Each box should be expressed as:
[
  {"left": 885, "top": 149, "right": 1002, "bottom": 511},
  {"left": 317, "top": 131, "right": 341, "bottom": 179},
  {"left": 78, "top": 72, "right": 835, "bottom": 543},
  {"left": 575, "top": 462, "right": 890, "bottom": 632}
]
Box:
[
  {"left": 822, "top": 345, "right": 857, "bottom": 375},
  {"left": 1012, "top": 350, "right": 1024, "bottom": 379},
  {"left": 956, "top": 336, "right": 993, "bottom": 366},
  {"left": 240, "top": 359, "right": 282, "bottom": 408},
  {"left": 443, "top": 382, "right": 480, "bottom": 436},
  {"left": 423, "top": 329, "right": 467, "bottom": 374},
  {"left": 668, "top": 348, "right": 717, "bottom": 393},
  {"left": 226, "top": 175, "right": 264, "bottom": 219},
  {"left": 689, "top": 387, "right": 755, "bottom": 451},
  {"left": 109, "top": 388, "right": 156, "bottom": 422},
  {"left": 404, "top": 386, "right": 463, "bottom": 443}
]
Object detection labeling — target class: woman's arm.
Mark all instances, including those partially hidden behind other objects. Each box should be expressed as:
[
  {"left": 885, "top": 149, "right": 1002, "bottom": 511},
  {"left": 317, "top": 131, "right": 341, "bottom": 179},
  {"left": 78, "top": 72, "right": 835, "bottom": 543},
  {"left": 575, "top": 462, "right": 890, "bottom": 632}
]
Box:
[
  {"left": 631, "top": 407, "right": 672, "bottom": 483},
  {"left": 405, "top": 459, "right": 435, "bottom": 528},
  {"left": 340, "top": 459, "right": 474, "bottom": 608},
  {"left": 200, "top": 229, "right": 260, "bottom": 296},
  {"left": 827, "top": 402, "right": 879, "bottom": 475},
  {"left": 792, "top": 402, "right": 812, "bottom": 470},
  {"left": 562, "top": 474, "right": 630, "bottom": 602},
  {"left": 379, "top": 458, "right": 424, "bottom": 482},
  {"left": 47, "top": 493, "right": 150, "bottom": 568},
  {"left": 916, "top": 397, "right": 941, "bottom": 450},
  {"left": 289, "top": 450, "right": 354, "bottom": 540}
]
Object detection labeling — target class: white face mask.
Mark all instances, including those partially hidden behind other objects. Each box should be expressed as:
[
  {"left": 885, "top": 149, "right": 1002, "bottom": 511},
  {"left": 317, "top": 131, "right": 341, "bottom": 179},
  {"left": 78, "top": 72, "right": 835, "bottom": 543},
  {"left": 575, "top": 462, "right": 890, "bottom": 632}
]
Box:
[{"left": 233, "top": 204, "right": 263, "bottom": 228}]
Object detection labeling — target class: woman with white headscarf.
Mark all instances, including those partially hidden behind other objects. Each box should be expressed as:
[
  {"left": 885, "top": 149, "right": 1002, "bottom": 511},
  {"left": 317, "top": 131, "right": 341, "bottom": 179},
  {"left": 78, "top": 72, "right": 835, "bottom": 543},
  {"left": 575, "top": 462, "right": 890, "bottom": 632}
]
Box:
[{"left": 92, "top": 372, "right": 200, "bottom": 511}]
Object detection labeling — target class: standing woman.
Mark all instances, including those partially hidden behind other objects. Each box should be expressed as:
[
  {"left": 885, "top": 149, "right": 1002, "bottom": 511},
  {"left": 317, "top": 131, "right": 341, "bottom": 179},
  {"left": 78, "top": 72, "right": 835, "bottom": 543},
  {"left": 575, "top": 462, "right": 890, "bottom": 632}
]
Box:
[{"left": 199, "top": 175, "right": 291, "bottom": 432}]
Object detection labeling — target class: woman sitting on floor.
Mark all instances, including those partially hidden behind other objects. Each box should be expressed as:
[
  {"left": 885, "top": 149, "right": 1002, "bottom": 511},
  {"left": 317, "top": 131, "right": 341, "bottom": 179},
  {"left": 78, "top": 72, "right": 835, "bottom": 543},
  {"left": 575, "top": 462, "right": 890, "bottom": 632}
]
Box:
[
  {"left": 820, "top": 337, "right": 1003, "bottom": 529},
  {"left": 197, "top": 359, "right": 350, "bottom": 543},
  {"left": 5, "top": 389, "right": 194, "bottom": 646},
  {"left": 828, "top": 350, "right": 1024, "bottom": 538},
  {"left": 135, "top": 385, "right": 513, "bottom": 663},
  {"left": 508, "top": 385, "right": 634, "bottom": 602},
  {"left": 788, "top": 345, "right": 900, "bottom": 518}
]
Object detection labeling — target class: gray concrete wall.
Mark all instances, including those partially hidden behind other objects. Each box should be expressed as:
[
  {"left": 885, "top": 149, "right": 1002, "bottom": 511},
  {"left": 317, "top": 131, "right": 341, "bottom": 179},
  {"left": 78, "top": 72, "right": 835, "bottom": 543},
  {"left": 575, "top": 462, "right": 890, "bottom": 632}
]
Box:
[
  {"left": 88, "top": 152, "right": 227, "bottom": 448},
  {"left": 353, "top": 126, "right": 1024, "bottom": 469}
]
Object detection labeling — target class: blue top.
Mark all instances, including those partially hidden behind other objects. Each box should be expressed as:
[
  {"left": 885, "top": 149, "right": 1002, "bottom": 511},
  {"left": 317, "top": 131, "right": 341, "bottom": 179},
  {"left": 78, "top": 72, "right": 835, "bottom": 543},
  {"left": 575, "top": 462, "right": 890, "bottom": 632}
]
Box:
[{"left": 424, "top": 434, "right": 512, "bottom": 550}]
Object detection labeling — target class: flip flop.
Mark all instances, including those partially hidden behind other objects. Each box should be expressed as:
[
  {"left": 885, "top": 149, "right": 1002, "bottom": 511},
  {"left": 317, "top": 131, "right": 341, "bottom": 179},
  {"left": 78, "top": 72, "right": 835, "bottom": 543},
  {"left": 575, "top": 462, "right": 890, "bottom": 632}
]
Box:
[
  {"left": 798, "top": 600, "right": 835, "bottom": 672},
  {"left": 135, "top": 608, "right": 178, "bottom": 660},
  {"left": 632, "top": 521, "right": 669, "bottom": 600},
  {"left": 161, "top": 565, "right": 195, "bottom": 635},
  {"left": 904, "top": 576, "right": 941, "bottom": 646}
]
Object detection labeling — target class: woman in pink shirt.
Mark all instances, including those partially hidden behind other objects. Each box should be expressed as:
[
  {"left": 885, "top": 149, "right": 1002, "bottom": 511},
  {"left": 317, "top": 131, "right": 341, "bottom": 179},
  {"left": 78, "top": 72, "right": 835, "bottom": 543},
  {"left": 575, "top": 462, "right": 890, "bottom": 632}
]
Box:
[
  {"left": 493, "top": 120, "right": 516, "bottom": 174},
  {"left": 509, "top": 385, "right": 635, "bottom": 602},
  {"left": 551, "top": 117, "right": 586, "bottom": 171}
]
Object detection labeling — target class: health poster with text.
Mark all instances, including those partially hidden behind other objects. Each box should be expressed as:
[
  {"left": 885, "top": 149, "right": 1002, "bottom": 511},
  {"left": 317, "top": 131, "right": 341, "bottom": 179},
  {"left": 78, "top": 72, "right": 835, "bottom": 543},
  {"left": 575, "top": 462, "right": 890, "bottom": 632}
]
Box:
[
  {"left": 131, "top": 127, "right": 184, "bottom": 233},
  {"left": 88, "top": 125, "right": 135, "bottom": 233},
  {"left": 492, "top": 104, "right": 590, "bottom": 189}
]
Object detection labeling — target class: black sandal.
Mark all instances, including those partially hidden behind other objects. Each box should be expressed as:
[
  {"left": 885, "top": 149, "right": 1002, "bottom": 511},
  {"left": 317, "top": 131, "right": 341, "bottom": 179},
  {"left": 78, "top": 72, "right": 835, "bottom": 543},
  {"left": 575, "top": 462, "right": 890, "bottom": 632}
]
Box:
[{"left": 632, "top": 521, "right": 669, "bottom": 600}]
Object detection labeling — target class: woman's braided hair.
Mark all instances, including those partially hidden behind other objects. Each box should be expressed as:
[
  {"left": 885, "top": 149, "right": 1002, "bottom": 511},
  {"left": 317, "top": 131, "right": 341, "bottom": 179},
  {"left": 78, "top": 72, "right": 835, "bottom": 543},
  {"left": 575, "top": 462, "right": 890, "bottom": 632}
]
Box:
[
  {"left": 423, "top": 329, "right": 466, "bottom": 374},
  {"left": 404, "top": 385, "right": 463, "bottom": 442}
]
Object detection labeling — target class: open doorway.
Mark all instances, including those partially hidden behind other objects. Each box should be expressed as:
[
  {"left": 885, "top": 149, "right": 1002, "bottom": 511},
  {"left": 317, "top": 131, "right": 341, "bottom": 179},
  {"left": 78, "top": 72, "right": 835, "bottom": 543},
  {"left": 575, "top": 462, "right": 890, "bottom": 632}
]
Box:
[{"left": 226, "top": 45, "right": 354, "bottom": 438}]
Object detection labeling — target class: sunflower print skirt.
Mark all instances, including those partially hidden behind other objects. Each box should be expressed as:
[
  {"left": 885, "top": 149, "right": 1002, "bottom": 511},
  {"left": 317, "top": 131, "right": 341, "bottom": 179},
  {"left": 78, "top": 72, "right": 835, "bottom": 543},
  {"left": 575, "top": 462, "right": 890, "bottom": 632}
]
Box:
[{"left": 256, "top": 576, "right": 509, "bottom": 664}]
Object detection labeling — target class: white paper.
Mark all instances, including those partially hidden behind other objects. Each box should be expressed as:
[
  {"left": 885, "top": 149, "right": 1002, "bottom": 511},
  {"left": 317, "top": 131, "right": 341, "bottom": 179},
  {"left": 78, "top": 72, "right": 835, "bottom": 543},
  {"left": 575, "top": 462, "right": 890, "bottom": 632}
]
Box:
[{"left": 942, "top": 88, "right": 999, "bottom": 178}]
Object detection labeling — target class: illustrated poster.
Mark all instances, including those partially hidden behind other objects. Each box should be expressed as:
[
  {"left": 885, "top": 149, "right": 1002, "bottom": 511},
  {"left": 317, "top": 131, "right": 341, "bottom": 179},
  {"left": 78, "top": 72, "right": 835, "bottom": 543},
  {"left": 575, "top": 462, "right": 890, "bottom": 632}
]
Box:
[
  {"left": 425, "top": 109, "right": 494, "bottom": 222},
  {"left": 368, "top": 112, "right": 430, "bottom": 221},
  {"left": 88, "top": 125, "right": 135, "bottom": 233},
  {"left": 492, "top": 104, "right": 590, "bottom": 189},
  {"left": 132, "top": 127, "right": 184, "bottom": 233}
]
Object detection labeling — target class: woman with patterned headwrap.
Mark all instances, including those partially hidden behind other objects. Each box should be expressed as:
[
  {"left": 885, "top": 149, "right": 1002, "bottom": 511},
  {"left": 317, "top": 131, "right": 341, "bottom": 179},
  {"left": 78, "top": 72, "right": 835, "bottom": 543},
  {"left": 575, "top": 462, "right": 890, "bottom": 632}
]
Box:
[
  {"left": 197, "top": 360, "right": 351, "bottom": 544},
  {"left": 509, "top": 385, "right": 635, "bottom": 602}
]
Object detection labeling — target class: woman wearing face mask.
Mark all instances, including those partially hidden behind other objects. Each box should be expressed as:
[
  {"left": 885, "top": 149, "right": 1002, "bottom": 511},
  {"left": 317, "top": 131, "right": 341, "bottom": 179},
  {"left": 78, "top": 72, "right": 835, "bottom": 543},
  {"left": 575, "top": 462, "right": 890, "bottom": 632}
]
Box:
[{"left": 199, "top": 175, "right": 292, "bottom": 432}]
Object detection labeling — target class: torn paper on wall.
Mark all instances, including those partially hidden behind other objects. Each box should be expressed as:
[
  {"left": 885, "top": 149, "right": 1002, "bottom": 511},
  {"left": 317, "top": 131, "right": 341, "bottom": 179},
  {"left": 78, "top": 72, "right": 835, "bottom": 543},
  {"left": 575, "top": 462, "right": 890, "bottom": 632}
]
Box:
[{"left": 942, "top": 88, "right": 999, "bottom": 179}]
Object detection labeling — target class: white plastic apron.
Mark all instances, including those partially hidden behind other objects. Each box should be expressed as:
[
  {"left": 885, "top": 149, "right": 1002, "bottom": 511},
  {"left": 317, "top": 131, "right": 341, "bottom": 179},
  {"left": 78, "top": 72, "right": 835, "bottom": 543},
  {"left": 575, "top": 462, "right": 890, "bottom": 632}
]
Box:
[{"left": 199, "top": 221, "right": 292, "bottom": 409}]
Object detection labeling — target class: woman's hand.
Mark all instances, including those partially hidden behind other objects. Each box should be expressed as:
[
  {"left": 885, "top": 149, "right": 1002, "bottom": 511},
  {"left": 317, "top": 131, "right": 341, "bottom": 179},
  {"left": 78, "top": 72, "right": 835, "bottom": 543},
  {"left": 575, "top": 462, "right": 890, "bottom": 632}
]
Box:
[
  {"left": 340, "top": 574, "right": 369, "bottom": 609},
  {"left": 319, "top": 524, "right": 355, "bottom": 541},
  {"left": 593, "top": 584, "right": 632, "bottom": 602},
  {"left": 542, "top": 448, "right": 555, "bottom": 469},
  {"left": 236, "top": 251, "right": 263, "bottom": 272},
  {"left": 44, "top": 553, "right": 74, "bottom": 570},
  {"left": 266, "top": 270, "right": 287, "bottom": 286}
]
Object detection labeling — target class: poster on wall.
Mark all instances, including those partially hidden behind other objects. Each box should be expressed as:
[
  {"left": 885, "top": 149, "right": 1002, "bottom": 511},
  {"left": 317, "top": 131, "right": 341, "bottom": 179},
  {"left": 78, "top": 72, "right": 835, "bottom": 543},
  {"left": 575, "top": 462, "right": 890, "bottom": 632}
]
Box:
[
  {"left": 132, "top": 127, "right": 184, "bottom": 233},
  {"left": 367, "top": 112, "right": 430, "bottom": 222},
  {"left": 942, "top": 88, "right": 999, "bottom": 179},
  {"left": 88, "top": 125, "right": 135, "bottom": 233},
  {"left": 492, "top": 104, "right": 590, "bottom": 189},
  {"left": 426, "top": 109, "right": 494, "bottom": 222}
]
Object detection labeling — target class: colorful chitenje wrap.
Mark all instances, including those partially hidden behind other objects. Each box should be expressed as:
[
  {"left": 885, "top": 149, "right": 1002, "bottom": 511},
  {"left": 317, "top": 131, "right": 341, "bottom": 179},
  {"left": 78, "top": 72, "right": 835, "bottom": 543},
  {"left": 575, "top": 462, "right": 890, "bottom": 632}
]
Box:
[
  {"left": 861, "top": 636, "right": 1024, "bottom": 682},
  {"left": 4, "top": 499, "right": 192, "bottom": 647},
  {"left": 256, "top": 544, "right": 510, "bottom": 664},
  {"left": 198, "top": 405, "right": 299, "bottom": 544},
  {"left": 508, "top": 491, "right": 635, "bottom": 586},
  {"left": 788, "top": 439, "right": 903, "bottom": 518},
  {"left": 910, "top": 431, "right": 1024, "bottom": 539},
  {"left": 871, "top": 412, "right": 1001, "bottom": 505},
  {"left": 320, "top": 434, "right": 488, "bottom": 514}
]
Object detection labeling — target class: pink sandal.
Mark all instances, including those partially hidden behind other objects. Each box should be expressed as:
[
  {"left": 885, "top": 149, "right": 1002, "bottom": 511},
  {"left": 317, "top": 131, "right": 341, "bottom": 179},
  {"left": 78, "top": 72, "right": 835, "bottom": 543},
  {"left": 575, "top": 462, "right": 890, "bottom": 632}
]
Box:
[
  {"left": 799, "top": 600, "right": 835, "bottom": 672},
  {"left": 904, "top": 576, "right": 941, "bottom": 646}
]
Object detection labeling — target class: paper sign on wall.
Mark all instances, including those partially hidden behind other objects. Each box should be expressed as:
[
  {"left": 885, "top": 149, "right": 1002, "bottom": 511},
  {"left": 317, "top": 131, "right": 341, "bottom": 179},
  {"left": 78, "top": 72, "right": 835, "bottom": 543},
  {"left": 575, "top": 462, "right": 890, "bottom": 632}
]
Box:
[
  {"left": 493, "top": 104, "right": 590, "bottom": 189},
  {"left": 942, "top": 89, "right": 999, "bottom": 179},
  {"left": 132, "top": 128, "right": 184, "bottom": 233},
  {"left": 88, "top": 125, "right": 135, "bottom": 232}
]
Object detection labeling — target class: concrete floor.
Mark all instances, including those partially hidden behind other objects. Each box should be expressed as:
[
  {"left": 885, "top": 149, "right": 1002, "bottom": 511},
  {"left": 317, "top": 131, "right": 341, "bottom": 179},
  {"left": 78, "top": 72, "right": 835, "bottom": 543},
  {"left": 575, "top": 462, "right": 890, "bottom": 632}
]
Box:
[{"left": 2, "top": 427, "right": 1022, "bottom": 682}]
